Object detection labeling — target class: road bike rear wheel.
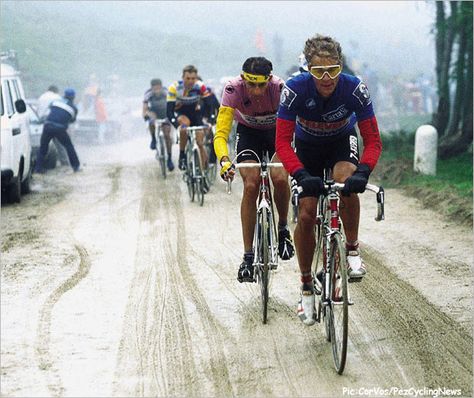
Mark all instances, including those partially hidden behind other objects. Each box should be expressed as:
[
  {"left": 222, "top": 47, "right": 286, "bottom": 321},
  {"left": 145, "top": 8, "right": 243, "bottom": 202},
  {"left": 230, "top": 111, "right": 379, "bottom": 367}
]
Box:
[
  {"left": 327, "top": 233, "right": 348, "bottom": 374},
  {"left": 193, "top": 149, "right": 204, "bottom": 206},
  {"left": 258, "top": 207, "right": 270, "bottom": 324}
]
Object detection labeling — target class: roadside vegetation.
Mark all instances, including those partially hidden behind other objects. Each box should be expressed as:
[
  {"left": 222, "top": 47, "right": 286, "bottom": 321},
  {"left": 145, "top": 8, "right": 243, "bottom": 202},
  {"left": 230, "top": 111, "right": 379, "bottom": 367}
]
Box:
[{"left": 373, "top": 130, "right": 473, "bottom": 227}]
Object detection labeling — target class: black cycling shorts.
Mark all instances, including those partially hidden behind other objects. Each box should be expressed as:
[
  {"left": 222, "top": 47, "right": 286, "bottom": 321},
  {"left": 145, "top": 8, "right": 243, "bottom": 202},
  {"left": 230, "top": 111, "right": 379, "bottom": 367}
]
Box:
[
  {"left": 235, "top": 123, "right": 276, "bottom": 163},
  {"left": 177, "top": 108, "right": 203, "bottom": 127},
  {"left": 295, "top": 129, "right": 360, "bottom": 178}
]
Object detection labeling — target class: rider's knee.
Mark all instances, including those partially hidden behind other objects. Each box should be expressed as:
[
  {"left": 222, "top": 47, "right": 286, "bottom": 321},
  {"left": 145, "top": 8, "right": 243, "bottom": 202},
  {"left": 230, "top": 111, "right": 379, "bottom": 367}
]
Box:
[
  {"left": 272, "top": 174, "right": 289, "bottom": 191},
  {"left": 243, "top": 179, "right": 260, "bottom": 198},
  {"left": 297, "top": 207, "right": 317, "bottom": 228}
]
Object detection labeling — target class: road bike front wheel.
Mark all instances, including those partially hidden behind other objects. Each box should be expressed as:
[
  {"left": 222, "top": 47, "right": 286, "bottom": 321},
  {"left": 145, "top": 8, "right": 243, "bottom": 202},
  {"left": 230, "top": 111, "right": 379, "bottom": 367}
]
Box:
[
  {"left": 257, "top": 207, "right": 270, "bottom": 324},
  {"left": 193, "top": 149, "right": 204, "bottom": 206},
  {"left": 158, "top": 134, "right": 167, "bottom": 179},
  {"left": 327, "top": 233, "right": 348, "bottom": 374},
  {"left": 186, "top": 155, "right": 195, "bottom": 202}
]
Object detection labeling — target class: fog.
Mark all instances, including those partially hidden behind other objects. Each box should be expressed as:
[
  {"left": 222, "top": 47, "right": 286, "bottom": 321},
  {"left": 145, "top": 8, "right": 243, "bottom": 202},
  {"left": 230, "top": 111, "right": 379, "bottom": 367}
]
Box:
[{"left": 2, "top": 0, "right": 435, "bottom": 96}]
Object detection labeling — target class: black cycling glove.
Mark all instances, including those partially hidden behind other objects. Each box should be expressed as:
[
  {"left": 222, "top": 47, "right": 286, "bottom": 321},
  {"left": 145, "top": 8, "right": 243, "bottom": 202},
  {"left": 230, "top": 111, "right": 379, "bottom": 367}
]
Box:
[
  {"left": 293, "top": 169, "right": 326, "bottom": 198},
  {"left": 342, "top": 163, "right": 371, "bottom": 196},
  {"left": 143, "top": 115, "right": 150, "bottom": 121}
]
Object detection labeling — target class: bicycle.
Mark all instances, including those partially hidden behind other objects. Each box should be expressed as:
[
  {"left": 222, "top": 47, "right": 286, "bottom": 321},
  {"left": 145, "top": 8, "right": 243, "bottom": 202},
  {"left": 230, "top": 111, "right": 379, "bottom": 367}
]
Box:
[
  {"left": 297, "top": 169, "right": 384, "bottom": 374},
  {"left": 154, "top": 118, "right": 169, "bottom": 179},
  {"left": 183, "top": 125, "right": 208, "bottom": 206},
  {"left": 227, "top": 150, "right": 282, "bottom": 324}
]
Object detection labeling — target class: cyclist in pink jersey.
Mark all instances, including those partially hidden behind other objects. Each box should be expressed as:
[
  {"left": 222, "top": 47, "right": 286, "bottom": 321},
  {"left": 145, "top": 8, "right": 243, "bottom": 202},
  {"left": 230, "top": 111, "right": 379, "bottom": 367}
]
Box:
[{"left": 214, "top": 57, "right": 295, "bottom": 283}]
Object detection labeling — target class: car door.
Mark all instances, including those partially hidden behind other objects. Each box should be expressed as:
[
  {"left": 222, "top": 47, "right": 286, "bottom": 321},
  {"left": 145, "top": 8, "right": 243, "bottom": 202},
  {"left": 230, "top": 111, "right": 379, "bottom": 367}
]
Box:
[
  {"left": 1, "top": 79, "right": 19, "bottom": 176},
  {"left": 11, "top": 78, "right": 31, "bottom": 176}
]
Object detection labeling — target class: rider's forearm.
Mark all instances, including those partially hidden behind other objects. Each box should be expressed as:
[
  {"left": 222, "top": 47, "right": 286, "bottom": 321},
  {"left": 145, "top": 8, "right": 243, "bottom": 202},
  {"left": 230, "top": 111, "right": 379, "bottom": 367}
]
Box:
[
  {"left": 276, "top": 118, "right": 303, "bottom": 175},
  {"left": 357, "top": 116, "right": 382, "bottom": 170},
  {"left": 214, "top": 106, "right": 235, "bottom": 162},
  {"left": 166, "top": 101, "right": 178, "bottom": 128}
]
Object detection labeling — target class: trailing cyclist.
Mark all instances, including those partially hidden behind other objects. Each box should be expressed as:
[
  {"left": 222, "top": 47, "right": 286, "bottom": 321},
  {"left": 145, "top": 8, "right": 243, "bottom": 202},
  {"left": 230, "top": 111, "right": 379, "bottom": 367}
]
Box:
[
  {"left": 275, "top": 35, "right": 382, "bottom": 325},
  {"left": 166, "top": 65, "right": 213, "bottom": 177},
  {"left": 214, "top": 56, "right": 295, "bottom": 283},
  {"left": 143, "top": 78, "right": 174, "bottom": 171}
]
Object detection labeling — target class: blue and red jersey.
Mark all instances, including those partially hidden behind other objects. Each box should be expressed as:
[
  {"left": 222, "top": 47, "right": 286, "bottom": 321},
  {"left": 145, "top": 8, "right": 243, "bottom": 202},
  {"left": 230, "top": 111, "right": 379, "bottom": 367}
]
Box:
[{"left": 276, "top": 72, "right": 382, "bottom": 175}]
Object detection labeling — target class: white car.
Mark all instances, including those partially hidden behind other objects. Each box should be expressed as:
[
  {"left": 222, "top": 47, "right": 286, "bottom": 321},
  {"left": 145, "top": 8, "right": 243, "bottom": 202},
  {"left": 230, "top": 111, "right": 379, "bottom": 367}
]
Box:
[{"left": 1, "top": 62, "right": 32, "bottom": 203}]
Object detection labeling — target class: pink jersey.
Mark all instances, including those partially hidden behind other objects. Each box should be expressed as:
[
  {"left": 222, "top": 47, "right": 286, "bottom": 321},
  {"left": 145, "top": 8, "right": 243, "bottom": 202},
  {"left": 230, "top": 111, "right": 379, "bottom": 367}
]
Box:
[{"left": 221, "top": 75, "right": 284, "bottom": 130}]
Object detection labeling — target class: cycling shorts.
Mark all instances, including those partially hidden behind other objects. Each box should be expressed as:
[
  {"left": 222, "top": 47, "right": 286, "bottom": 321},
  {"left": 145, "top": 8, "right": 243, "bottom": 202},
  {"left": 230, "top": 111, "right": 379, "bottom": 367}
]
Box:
[
  {"left": 295, "top": 129, "right": 359, "bottom": 178},
  {"left": 177, "top": 108, "right": 203, "bottom": 127},
  {"left": 235, "top": 123, "right": 276, "bottom": 163}
]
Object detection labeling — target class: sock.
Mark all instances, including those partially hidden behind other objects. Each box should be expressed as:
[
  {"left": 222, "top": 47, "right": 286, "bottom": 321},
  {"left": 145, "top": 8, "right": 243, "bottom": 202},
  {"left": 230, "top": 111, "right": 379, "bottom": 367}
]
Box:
[
  {"left": 244, "top": 251, "right": 254, "bottom": 263},
  {"left": 278, "top": 222, "right": 288, "bottom": 232},
  {"left": 180, "top": 150, "right": 185, "bottom": 157},
  {"left": 346, "top": 240, "right": 359, "bottom": 252},
  {"left": 300, "top": 272, "right": 313, "bottom": 291}
]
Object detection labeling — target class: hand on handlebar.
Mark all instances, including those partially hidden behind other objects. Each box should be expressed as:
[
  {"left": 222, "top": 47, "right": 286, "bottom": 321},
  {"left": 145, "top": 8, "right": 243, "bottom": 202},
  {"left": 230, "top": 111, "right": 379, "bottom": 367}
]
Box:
[
  {"left": 293, "top": 169, "right": 326, "bottom": 198},
  {"left": 342, "top": 164, "right": 370, "bottom": 196},
  {"left": 220, "top": 160, "right": 236, "bottom": 181}
]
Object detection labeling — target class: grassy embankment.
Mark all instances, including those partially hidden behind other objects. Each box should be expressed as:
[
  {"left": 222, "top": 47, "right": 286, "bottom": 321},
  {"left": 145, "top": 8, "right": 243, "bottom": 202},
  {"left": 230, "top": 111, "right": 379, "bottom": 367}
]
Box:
[{"left": 373, "top": 115, "right": 473, "bottom": 227}]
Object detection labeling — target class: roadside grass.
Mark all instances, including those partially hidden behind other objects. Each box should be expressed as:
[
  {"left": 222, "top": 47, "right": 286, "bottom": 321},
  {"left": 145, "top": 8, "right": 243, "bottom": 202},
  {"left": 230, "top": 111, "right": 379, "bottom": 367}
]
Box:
[{"left": 372, "top": 131, "right": 473, "bottom": 226}]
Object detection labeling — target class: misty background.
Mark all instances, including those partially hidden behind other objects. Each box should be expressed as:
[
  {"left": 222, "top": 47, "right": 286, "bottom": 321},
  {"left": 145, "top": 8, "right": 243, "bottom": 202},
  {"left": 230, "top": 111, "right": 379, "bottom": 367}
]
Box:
[{"left": 2, "top": 0, "right": 435, "bottom": 100}]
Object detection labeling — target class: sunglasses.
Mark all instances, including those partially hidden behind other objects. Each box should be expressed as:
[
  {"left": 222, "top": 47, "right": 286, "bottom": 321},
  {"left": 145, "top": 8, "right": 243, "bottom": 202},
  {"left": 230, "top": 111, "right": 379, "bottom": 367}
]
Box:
[
  {"left": 246, "top": 81, "right": 268, "bottom": 88},
  {"left": 309, "top": 65, "right": 342, "bottom": 80}
]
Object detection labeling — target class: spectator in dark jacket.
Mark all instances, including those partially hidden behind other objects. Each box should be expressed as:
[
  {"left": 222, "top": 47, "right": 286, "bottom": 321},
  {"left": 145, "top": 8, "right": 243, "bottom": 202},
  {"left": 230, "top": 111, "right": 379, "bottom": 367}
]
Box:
[{"left": 34, "top": 88, "right": 81, "bottom": 173}]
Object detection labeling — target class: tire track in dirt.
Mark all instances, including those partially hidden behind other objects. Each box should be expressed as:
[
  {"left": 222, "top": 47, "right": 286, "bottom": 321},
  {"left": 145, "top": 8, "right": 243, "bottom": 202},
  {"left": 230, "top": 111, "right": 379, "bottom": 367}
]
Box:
[
  {"left": 353, "top": 246, "right": 472, "bottom": 394},
  {"left": 112, "top": 167, "right": 203, "bottom": 396},
  {"left": 160, "top": 181, "right": 235, "bottom": 397},
  {"left": 35, "top": 245, "right": 91, "bottom": 397}
]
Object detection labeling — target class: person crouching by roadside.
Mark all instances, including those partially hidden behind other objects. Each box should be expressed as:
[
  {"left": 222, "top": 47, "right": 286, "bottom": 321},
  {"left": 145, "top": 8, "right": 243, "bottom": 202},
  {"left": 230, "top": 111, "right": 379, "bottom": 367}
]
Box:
[{"left": 34, "top": 88, "right": 81, "bottom": 173}]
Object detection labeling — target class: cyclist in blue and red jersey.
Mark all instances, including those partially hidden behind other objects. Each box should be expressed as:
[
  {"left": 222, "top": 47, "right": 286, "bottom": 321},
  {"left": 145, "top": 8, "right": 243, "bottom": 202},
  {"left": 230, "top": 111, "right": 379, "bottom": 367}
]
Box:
[{"left": 276, "top": 34, "right": 382, "bottom": 325}]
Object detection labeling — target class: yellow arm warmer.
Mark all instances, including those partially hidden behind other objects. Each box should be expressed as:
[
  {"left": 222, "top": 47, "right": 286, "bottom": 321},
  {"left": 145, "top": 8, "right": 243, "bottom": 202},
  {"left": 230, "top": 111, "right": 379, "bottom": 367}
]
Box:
[{"left": 214, "top": 106, "right": 235, "bottom": 162}]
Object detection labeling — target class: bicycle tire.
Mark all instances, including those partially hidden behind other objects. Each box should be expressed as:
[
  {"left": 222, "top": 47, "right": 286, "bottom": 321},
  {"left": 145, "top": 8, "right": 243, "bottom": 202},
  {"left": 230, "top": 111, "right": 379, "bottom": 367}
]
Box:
[
  {"left": 328, "top": 233, "right": 348, "bottom": 374},
  {"left": 260, "top": 207, "right": 270, "bottom": 324},
  {"left": 158, "top": 135, "right": 166, "bottom": 179},
  {"left": 193, "top": 149, "right": 204, "bottom": 206},
  {"left": 186, "top": 159, "right": 195, "bottom": 202}
]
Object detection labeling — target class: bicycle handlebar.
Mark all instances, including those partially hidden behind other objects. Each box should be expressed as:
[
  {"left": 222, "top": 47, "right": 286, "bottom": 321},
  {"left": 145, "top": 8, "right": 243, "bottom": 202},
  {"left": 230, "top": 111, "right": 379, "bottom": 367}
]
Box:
[
  {"left": 296, "top": 182, "right": 385, "bottom": 222},
  {"left": 184, "top": 125, "right": 210, "bottom": 132},
  {"left": 226, "top": 162, "right": 284, "bottom": 194}
]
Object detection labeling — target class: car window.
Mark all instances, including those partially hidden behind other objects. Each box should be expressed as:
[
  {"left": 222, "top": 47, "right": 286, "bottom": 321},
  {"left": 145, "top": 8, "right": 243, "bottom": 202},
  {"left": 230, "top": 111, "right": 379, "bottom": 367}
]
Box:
[
  {"left": 2, "top": 81, "right": 14, "bottom": 116},
  {"left": 12, "top": 80, "right": 22, "bottom": 100},
  {"left": 8, "top": 80, "right": 18, "bottom": 102}
]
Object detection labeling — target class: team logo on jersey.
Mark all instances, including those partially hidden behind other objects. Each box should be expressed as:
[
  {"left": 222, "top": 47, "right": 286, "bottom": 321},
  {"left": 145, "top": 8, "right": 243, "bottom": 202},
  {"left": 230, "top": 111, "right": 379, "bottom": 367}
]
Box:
[
  {"left": 352, "top": 82, "right": 372, "bottom": 106},
  {"left": 322, "top": 104, "right": 348, "bottom": 122},
  {"left": 280, "top": 85, "right": 297, "bottom": 108},
  {"left": 225, "top": 85, "right": 235, "bottom": 94},
  {"left": 305, "top": 98, "right": 316, "bottom": 109}
]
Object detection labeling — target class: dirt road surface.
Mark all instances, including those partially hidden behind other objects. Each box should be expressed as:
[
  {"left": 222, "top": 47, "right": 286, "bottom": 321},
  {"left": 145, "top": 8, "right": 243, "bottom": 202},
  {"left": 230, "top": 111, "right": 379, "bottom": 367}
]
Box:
[{"left": 1, "top": 136, "right": 472, "bottom": 397}]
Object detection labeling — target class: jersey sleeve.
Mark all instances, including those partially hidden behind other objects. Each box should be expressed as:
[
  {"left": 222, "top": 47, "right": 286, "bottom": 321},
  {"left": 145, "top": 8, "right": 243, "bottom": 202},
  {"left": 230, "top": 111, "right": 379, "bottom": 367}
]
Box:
[
  {"left": 220, "top": 82, "right": 239, "bottom": 109},
  {"left": 214, "top": 106, "right": 235, "bottom": 161},
  {"left": 350, "top": 79, "right": 382, "bottom": 170},
  {"left": 350, "top": 79, "right": 375, "bottom": 121},
  {"left": 166, "top": 83, "right": 177, "bottom": 102},
  {"left": 277, "top": 79, "right": 299, "bottom": 121}
]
